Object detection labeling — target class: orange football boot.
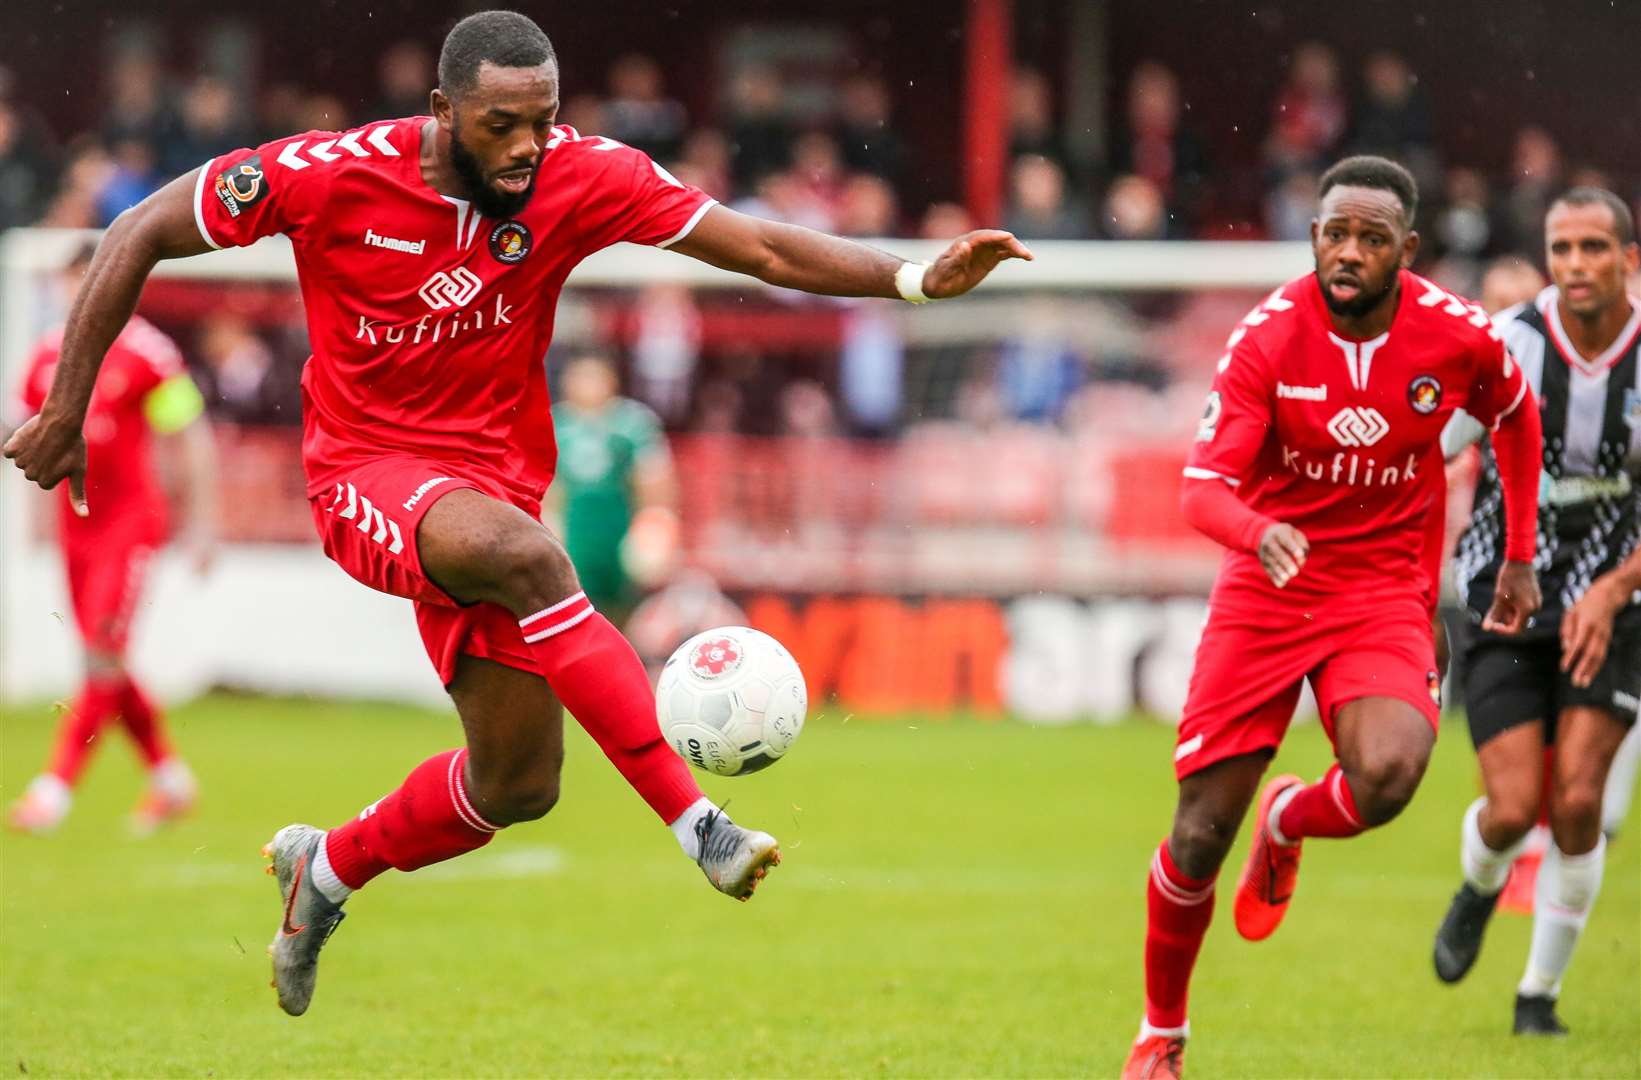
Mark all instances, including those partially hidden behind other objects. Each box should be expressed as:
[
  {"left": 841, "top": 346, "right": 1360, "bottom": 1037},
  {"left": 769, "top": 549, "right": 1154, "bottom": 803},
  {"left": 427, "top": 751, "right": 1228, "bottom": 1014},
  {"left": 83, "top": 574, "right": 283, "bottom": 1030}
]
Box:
[
  {"left": 1234, "top": 773, "right": 1304, "bottom": 941},
  {"left": 1121, "top": 1034, "right": 1185, "bottom": 1079}
]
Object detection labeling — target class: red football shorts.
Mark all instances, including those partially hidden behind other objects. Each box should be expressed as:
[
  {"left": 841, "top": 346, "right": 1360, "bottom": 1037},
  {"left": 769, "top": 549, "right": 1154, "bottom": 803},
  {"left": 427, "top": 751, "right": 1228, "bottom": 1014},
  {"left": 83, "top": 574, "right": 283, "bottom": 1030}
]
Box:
[
  {"left": 1174, "top": 586, "right": 1440, "bottom": 780},
  {"left": 63, "top": 532, "right": 155, "bottom": 654},
  {"left": 308, "top": 456, "right": 539, "bottom": 686}
]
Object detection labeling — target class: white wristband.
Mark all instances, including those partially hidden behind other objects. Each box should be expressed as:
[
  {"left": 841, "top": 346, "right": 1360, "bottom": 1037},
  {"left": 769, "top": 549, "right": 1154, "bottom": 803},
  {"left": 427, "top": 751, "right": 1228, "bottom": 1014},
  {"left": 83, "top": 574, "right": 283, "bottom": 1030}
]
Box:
[{"left": 894, "top": 261, "right": 932, "bottom": 304}]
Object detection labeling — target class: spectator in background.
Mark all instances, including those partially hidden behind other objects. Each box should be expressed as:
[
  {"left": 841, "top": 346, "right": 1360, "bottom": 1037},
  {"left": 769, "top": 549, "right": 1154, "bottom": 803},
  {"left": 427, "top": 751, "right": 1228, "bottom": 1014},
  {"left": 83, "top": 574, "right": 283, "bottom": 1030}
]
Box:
[
  {"left": 789, "top": 131, "right": 848, "bottom": 225},
  {"left": 1100, "top": 173, "right": 1173, "bottom": 240},
  {"left": 837, "top": 74, "right": 903, "bottom": 183},
  {"left": 630, "top": 284, "right": 702, "bottom": 426},
  {"left": 1479, "top": 255, "right": 1546, "bottom": 316},
  {"left": 1349, "top": 52, "right": 1436, "bottom": 190},
  {"left": 604, "top": 54, "right": 688, "bottom": 162},
  {"left": 256, "top": 83, "right": 307, "bottom": 145},
  {"left": 836, "top": 174, "right": 905, "bottom": 436},
  {"left": 559, "top": 93, "right": 607, "bottom": 137},
  {"left": 368, "top": 41, "right": 434, "bottom": 120},
  {"left": 1004, "top": 154, "right": 1090, "bottom": 240},
  {"left": 1500, "top": 126, "right": 1563, "bottom": 255},
  {"left": 669, "top": 128, "right": 731, "bottom": 201},
  {"left": 1010, "top": 68, "right": 1064, "bottom": 169},
  {"left": 997, "top": 301, "right": 1084, "bottom": 423},
  {"left": 195, "top": 313, "right": 299, "bottom": 426},
  {"left": 38, "top": 138, "right": 113, "bottom": 229},
  {"left": 294, "top": 93, "right": 349, "bottom": 135},
  {"left": 0, "top": 89, "right": 60, "bottom": 228},
  {"left": 1265, "top": 170, "right": 1320, "bottom": 242},
  {"left": 96, "top": 136, "right": 161, "bottom": 224},
  {"left": 101, "top": 51, "right": 174, "bottom": 150},
  {"left": 1111, "top": 62, "right": 1209, "bottom": 233},
  {"left": 1265, "top": 41, "right": 1345, "bottom": 177},
  {"left": 1430, "top": 166, "right": 1497, "bottom": 297},
  {"left": 726, "top": 65, "right": 791, "bottom": 188},
  {"left": 161, "top": 75, "right": 253, "bottom": 177},
  {"left": 921, "top": 201, "right": 974, "bottom": 240},
  {"left": 779, "top": 380, "right": 838, "bottom": 439}
]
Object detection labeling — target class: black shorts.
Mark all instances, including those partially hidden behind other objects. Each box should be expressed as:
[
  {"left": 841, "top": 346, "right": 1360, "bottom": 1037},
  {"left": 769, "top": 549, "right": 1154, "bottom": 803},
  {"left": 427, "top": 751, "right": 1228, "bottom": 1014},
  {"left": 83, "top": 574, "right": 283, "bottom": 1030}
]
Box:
[{"left": 1460, "top": 623, "right": 1641, "bottom": 749}]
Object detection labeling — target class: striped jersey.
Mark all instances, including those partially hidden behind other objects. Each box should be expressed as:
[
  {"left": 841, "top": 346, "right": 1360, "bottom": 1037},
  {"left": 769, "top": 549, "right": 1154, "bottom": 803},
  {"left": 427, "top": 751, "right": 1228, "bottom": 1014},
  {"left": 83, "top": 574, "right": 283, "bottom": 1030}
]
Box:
[{"left": 1449, "top": 285, "right": 1641, "bottom": 635}]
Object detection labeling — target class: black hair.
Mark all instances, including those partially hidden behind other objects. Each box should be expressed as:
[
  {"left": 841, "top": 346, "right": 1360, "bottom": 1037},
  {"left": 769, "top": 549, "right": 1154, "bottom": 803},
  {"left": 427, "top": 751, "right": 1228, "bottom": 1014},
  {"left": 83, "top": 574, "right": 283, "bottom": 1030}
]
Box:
[
  {"left": 438, "top": 10, "right": 556, "bottom": 99},
  {"left": 1318, "top": 154, "right": 1419, "bottom": 229},
  {"left": 1550, "top": 186, "right": 1636, "bottom": 246}
]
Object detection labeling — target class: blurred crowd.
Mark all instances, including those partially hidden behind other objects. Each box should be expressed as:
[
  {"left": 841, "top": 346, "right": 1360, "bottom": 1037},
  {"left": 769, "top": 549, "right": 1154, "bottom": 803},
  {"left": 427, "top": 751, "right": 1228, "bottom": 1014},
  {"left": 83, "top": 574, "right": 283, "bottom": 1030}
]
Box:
[{"left": 2, "top": 34, "right": 1637, "bottom": 440}]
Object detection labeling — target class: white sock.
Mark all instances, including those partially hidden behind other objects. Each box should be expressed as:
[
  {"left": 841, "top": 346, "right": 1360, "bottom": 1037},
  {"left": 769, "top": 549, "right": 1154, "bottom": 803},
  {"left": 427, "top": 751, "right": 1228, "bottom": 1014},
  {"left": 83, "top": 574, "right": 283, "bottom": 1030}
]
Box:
[
  {"left": 150, "top": 758, "right": 196, "bottom": 800},
  {"left": 309, "top": 833, "right": 353, "bottom": 905},
  {"left": 1267, "top": 783, "right": 1302, "bottom": 847},
  {"left": 669, "top": 797, "right": 717, "bottom": 860},
  {"left": 1602, "top": 724, "right": 1641, "bottom": 838},
  {"left": 1518, "top": 836, "right": 1606, "bottom": 998},
  {"left": 26, "top": 774, "right": 72, "bottom": 816},
  {"left": 1461, "top": 797, "right": 1526, "bottom": 895},
  {"left": 1138, "top": 1019, "right": 1189, "bottom": 1042}
]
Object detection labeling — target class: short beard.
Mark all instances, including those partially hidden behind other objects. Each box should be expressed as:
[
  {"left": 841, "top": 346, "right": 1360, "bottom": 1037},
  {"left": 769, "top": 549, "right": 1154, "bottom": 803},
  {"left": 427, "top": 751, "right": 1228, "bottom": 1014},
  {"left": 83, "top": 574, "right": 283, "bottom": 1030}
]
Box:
[
  {"left": 449, "top": 123, "right": 536, "bottom": 220},
  {"left": 1321, "top": 270, "right": 1399, "bottom": 319}
]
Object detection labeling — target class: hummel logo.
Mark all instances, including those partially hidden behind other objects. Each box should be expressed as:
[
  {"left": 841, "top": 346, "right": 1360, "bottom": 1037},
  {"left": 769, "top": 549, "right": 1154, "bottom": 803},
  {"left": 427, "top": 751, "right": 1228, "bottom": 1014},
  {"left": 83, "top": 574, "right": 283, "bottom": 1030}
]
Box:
[
  {"left": 364, "top": 227, "right": 425, "bottom": 255},
  {"left": 1277, "top": 382, "right": 1327, "bottom": 401},
  {"left": 1326, "top": 406, "right": 1390, "bottom": 447}
]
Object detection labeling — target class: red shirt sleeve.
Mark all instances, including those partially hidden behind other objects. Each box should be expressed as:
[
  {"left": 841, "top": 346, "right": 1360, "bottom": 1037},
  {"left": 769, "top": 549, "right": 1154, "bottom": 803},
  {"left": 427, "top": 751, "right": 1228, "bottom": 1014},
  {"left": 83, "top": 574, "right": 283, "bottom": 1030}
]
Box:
[
  {"left": 193, "top": 133, "right": 334, "bottom": 250},
  {"left": 1462, "top": 335, "right": 1529, "bottom": 430},
  {"left": 572, "top": 135, "right": 716, "bottom": 254},
  {"left": 1184, "top": 338, "right": 1274, "bottom": 488}
]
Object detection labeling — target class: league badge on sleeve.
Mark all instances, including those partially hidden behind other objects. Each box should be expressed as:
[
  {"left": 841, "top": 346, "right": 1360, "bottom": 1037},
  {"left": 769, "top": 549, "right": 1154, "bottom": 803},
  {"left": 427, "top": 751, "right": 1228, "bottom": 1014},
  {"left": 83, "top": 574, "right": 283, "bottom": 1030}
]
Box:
[
  {"left": 213, "top": 154, "right": 269, "bottom": 218},
  {"left": 1195, "top": 391, "right": 1222, "bottom": 443},
  {"left": 1407, "top": 374, "right": 1443, "bottom": 415},
  {"left": 1624, "top": 388, "right": 1641, "bottom": 430},
  {"left": 489, "top": 221, "right": 532, "bottom": 264}
]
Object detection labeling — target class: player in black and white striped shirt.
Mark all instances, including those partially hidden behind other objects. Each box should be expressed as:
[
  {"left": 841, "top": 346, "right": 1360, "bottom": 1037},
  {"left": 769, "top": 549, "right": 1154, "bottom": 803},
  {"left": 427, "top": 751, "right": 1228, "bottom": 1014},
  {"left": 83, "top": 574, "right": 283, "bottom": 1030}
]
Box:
[{"left": 1433, "top": 187, "right": 1641, "bottom": 1036}]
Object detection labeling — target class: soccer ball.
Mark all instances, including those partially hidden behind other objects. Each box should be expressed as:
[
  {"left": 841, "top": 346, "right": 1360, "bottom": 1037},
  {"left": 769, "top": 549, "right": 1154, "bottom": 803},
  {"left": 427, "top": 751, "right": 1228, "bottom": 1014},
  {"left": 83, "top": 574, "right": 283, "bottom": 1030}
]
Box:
[{"left": 656, "top": 626, "right": 807, "bottom": 776}]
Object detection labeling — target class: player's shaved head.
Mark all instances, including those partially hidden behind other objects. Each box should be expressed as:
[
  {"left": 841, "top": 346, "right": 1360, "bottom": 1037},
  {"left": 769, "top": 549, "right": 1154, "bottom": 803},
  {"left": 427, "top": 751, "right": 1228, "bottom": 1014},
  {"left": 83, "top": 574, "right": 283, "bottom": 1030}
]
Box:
[
  {"left": 438, "top": 11, "right": 557, "bottom": 99},
  {"left": 1319, "top": 155, "right": 1418, "bottom": 232}
]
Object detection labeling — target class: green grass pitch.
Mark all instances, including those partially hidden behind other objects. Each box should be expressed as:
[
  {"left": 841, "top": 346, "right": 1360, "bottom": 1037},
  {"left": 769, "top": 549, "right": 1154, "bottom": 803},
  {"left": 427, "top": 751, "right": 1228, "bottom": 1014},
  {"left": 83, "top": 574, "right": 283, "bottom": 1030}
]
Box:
[{"left": 2, "top": 695, "right": 1637, "bottom": 1078}]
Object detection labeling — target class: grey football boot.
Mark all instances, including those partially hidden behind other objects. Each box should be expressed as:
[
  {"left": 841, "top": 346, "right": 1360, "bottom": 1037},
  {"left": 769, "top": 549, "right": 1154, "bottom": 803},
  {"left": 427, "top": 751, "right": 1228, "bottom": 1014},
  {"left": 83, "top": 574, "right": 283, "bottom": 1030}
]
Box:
[
  {"left": 694, "top": 808, "right": 780, "bottom": 900},
  {"left": 261, "top": 824, "right": 347, "bottom": 1015}
]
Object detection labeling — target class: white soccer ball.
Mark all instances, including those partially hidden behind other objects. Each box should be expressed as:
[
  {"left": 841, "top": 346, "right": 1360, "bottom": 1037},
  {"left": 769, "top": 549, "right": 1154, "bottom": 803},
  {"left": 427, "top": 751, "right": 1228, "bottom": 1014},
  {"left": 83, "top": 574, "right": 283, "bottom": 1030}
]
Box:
[{"left": 656, "top": 626, "right": 807, "bottom": 776}]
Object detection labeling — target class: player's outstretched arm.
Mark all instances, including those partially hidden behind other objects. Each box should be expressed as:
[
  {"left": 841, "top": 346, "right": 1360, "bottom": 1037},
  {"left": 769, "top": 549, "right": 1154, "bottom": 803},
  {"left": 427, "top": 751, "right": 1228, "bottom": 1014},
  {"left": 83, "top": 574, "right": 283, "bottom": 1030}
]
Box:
[
  {"left": 2, "top": 170, "right": 212, "bottom": 512},
  {"left": 668, "top": 205, "right": 1032, "bottom": 301},
  {"left": 1480, "top": 383, "right": 1544, "bottom": 634}
]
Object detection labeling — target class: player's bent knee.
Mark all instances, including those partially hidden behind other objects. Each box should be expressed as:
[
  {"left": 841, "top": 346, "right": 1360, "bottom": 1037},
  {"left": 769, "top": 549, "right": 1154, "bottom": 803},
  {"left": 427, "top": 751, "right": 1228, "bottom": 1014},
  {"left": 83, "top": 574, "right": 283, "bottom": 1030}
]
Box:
[
  {"left": 1169, "top": 814, "right": 1239, "bottom": 877},
  {"left": 1551, "top": 782, "right": 1605, "bottom": 838},
  {"left": 1349, "top": 751, "right": 1428, "bottom": 826},
  {"left": 473, "top": 774, "right": 561, "bottom": 825},
  {"left": 488, "top": 527, "right": 578, "bottom": 613},
  {"left": 1485, "top": 800, "right": 1541, "bottom": 845}
]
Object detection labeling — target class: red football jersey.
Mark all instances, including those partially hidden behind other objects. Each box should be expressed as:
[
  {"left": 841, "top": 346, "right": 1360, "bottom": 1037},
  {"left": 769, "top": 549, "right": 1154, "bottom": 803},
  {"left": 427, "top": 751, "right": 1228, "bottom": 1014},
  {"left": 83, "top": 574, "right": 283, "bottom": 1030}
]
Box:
[
  {"left": 193, "top": 118, "right": 715, "bottom": 508},
  {"left": 19, "top": 317, "right": 186, "bottom": 543},
  {"left": 1185, "top": 269, "right": 1528, "bottom": 607}
]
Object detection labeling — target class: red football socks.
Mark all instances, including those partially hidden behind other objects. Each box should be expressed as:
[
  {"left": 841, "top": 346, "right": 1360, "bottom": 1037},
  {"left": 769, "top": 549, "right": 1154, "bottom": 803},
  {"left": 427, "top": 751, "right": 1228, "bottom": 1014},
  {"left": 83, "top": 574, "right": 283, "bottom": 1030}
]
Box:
[
  {"left": 1144, "top": 840, "right": 1218, "bottom": 1030},
  {"left": 47, "top": 676, "right": 125, "bottom": 785},
  {"left": 517, "top": 595, "right": 702, "bottom": 823},
  {"left": 1276, "top": 764, "right": 1365, "bottom": 841},
  {"left": 324, "top": 748, "right": 499, "bottom": 890},
  {"left": 116, "top": 677, "right": 173, "bottom": 768}
]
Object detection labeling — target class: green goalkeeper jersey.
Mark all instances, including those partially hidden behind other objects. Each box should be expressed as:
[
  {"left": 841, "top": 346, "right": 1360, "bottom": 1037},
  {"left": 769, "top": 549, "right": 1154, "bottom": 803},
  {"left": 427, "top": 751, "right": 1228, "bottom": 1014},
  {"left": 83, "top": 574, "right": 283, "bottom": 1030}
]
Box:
[{"left": 551, "top": 397, "right": 665, "bottom": 606}]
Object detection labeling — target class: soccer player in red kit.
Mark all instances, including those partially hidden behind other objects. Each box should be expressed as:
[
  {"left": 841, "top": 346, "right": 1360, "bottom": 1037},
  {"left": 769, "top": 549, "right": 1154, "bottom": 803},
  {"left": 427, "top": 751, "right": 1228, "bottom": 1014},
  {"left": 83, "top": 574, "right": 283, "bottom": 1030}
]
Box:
[
  {"left": 1120, "top": 156, "right": 1544, "bottom": 1079},
  {"left": 6, "top": 242, "right": 216, "bottom": 837},
  {"left": 3, "top": 11, "right": 1030, "bottom": 1017}
]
